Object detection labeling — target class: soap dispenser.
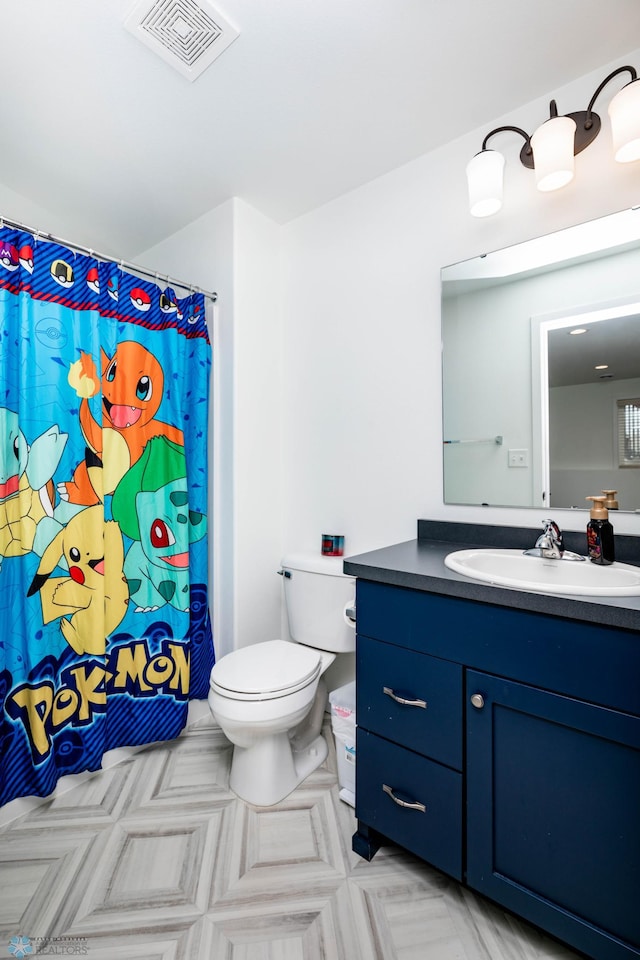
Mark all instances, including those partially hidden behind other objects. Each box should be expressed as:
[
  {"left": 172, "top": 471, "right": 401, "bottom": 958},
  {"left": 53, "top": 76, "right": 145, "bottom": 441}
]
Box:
[
  {"left": 585, "top": 496, "right": 615, "bottom": 565},
  {"left": 601, "top": 489, "right": 619, "bottom": 510}
]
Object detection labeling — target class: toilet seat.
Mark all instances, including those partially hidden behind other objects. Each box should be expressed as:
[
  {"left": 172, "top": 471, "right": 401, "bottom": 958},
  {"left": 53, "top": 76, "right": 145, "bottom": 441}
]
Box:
[{"left": 210, "top": 638, "right": 322, "bottom": 701}]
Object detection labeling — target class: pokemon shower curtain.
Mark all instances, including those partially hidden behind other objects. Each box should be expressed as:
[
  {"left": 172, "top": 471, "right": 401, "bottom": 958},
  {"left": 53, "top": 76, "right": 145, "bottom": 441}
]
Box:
[{"left": 0, "top": 226, "right": 213, "bottom": 807}]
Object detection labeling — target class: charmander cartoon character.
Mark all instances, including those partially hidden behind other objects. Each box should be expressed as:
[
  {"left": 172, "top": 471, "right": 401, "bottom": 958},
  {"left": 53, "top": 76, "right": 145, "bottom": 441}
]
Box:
[
  {"left": 27, "top": 505, "right": 129, "bottom": 655},
  {"left": 59, "top": 341, "right": 184, "bottom": 505},
  {"left": 111, "top": 436, "right": 206, "bottom": 613},
  {"left": 0, "top": 407, "right": 68, "bottom": 571}
]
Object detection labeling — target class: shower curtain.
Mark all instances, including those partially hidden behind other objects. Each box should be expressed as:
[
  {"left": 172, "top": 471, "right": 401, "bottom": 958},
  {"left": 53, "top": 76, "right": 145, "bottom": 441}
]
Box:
[{"left": 0, "top": 226, "right": 214, "bottom": 807}]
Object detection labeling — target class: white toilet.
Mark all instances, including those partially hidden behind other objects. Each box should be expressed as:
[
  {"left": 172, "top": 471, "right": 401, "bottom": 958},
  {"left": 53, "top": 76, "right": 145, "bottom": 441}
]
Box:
[{"left": 208, "top": 553, "right": 356, "bottom": 806}]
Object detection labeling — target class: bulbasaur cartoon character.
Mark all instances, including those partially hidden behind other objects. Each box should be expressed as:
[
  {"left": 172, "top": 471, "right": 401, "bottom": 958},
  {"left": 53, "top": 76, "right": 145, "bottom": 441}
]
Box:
[
  {"left": 0, "top": 407, "right": 67, "bottom": 571},
  {"left": 111, "top": 436, "right": 206, "bottom": 612}
]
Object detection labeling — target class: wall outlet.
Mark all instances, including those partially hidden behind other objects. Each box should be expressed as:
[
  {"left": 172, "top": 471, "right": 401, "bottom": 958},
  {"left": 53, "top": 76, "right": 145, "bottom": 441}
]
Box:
[{"left": 508, "top": 448, "right": 529, "bottom": 468}]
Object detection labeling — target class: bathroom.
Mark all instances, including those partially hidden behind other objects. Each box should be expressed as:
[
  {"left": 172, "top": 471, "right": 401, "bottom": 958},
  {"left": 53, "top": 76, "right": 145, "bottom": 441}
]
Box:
[{"left": 1, "top": 1, "right": 640, "bottom": 957}]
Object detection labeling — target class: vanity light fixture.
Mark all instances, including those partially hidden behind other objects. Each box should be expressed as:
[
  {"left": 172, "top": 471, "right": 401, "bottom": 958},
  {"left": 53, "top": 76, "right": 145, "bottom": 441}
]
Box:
[{"left": 467, "top": 65, "right": 640, "bottom": 217}]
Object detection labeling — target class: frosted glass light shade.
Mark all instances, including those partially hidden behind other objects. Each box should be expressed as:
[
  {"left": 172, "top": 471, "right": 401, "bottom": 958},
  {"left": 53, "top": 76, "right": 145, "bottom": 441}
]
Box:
[
  {"left": 466, "top": 149, "right": 505, "bottom": 217},
  {"left": 608, "top": 78, "right": 640, "bottom": 162},
  {"left": 530, "top": 115, "right": 577, "bottom": 192}
]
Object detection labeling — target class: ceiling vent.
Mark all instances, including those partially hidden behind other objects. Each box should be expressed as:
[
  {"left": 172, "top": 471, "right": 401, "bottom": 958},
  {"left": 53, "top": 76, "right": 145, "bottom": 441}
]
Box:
[{"left": 124, "top": 0, "right": 239, "bottom": 82}]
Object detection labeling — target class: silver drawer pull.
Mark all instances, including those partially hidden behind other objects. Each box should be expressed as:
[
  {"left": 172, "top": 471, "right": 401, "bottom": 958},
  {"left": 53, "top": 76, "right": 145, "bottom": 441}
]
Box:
[
  {"left": 383, "top": 686, "right": 427, "bottom": 709},
  {"left": 382, "top": 783, "right": 427, "bottom": 813}
]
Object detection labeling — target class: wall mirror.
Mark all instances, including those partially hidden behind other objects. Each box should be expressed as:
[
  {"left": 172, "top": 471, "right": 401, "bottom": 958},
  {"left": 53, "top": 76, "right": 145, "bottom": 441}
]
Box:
[{"left": 441, "top": 207, "right": 640, "bottom": 512}]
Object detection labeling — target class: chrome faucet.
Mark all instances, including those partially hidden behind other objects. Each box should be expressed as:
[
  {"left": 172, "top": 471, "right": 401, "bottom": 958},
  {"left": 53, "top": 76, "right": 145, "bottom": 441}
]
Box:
[
  {"left": 524, "top": 519, "right": 565, "bottom": 559},
  {"left": 524, "top": 520, "right": 585, "bottom": 561}
]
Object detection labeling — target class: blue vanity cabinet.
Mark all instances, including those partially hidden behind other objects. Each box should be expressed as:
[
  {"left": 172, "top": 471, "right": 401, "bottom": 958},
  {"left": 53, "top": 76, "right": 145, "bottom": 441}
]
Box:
[{"left": 352, "top": 578, "right": 640, "bottom": 960}]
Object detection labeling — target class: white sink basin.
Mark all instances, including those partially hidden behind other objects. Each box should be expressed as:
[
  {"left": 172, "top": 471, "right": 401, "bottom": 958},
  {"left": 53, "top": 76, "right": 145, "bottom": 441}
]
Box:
[{"left": 444, "top": 548, "right": 640, "bottom": 597}]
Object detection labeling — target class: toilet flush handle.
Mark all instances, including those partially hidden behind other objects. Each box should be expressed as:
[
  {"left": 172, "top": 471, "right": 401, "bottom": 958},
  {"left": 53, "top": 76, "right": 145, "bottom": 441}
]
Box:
[{"left": 277, "top": 569, "right": 292, "bottom": 578}]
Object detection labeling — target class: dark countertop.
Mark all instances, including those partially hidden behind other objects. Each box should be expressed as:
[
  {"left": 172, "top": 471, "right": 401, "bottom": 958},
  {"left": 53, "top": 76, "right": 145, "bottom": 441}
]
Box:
[{"left": 343, "top": 520, "right": 640, "bottom": 633}]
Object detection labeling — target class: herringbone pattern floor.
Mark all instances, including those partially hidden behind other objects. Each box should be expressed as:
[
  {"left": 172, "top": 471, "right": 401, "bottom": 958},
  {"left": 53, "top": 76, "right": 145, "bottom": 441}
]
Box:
[{"left": 0, "top": 715, "right": 581, "bottom": 960}]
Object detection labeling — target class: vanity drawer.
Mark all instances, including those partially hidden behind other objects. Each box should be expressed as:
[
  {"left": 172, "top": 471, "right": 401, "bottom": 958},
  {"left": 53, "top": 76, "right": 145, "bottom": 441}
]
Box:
[
  {"left": 356, "top": 729, "right": 462, "bottom": 880},
  {"left": 357, "top": 637, "right": 462, "bottom": 769}
]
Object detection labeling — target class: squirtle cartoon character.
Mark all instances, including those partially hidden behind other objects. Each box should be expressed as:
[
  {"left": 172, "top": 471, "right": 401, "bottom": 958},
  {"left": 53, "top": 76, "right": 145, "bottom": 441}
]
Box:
[
  {"left": 111, "top": 436, "right": 206, "bottom": 613},
  {"left": 60, "top": 341, "right": 185, "bottom": 506},
  {"left": 0, "top": 407, "right": 68, "bottom": 571}
]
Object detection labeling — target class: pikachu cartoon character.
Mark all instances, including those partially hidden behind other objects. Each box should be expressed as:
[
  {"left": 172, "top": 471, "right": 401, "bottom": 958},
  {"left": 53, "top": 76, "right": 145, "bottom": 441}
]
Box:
[{"left": 27, "top": 505, "right": 129, "bottom": 655}]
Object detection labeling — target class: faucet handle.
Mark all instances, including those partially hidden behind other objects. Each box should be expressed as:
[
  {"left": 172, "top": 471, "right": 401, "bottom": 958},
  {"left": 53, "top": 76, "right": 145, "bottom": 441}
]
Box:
[
  {"left": 525, "top": 518, "right": 565, "bottom": 559},
  {"left": 542, "top": 519, "right": 564, "bottom": 551}
]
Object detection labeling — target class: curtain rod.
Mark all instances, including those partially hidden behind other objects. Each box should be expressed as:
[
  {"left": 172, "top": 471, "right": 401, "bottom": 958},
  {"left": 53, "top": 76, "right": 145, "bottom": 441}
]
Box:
[{"left": 0, "top": 214, "right": 218, "bottom": 303}]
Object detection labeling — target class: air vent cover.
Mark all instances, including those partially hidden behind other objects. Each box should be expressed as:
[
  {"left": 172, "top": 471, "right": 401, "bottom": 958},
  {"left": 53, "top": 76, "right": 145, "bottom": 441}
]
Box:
[{"left": 125, "top": 0, "right": 239, "bottom": 82}]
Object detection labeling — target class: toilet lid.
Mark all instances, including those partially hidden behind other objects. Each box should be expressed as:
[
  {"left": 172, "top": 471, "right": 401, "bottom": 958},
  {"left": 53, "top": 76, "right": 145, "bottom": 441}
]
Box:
[{"left": 210, "top": 639, "right": 322, "bottom": 700}]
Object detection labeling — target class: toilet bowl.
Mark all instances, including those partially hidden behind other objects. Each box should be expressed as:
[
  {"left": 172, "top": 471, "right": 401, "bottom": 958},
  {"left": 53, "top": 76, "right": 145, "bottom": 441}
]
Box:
[{"left": 208, "top": 553, "right": 356, "bottom": 806}]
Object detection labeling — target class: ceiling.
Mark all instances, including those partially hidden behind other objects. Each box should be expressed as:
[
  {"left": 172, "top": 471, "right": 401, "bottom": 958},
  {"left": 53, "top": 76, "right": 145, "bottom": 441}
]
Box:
[
  {"left": 3, "top": 0, "right": 640, "bottom": 258},
  {"left": 548, "top": 313, "right": 640, "bottom": 388}
]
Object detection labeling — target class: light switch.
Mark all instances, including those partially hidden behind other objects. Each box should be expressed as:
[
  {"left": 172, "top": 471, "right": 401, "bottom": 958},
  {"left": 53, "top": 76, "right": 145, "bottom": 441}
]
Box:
[{"left": 508, "top": 448, "right": 529, "bottom": 468}]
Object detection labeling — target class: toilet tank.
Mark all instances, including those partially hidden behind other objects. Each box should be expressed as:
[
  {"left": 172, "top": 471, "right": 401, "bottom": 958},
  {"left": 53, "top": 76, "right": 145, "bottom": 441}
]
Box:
[{"left": 281, "top": 553, "right": 356, "bottom": 653}]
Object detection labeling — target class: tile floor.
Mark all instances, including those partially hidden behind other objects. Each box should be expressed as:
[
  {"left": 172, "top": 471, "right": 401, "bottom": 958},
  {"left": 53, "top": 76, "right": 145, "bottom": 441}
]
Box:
[{"left": 0, "top": 714, "right": 583, "bottom": 960}]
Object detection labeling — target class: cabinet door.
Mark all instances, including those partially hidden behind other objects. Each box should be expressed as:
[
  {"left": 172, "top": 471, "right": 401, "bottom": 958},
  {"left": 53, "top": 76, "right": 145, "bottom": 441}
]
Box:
[{"left": 467, "top": 670, "right": 640, "bottom": 960}]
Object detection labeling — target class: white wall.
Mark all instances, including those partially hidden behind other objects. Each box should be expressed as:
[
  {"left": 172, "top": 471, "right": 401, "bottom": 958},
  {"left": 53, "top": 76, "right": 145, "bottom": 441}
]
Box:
[
  {"left": 134, "top": 200, "right": 236, "bottom": 659},
  {"left": 137, "top": 198, "right": 283, "bottom": 657},
  {"left": 231, "top": 200, "right": 283, "bottom": 649},
  {"left": 0, "top": 182, "right": 100, "bottom": 251},
  {"left": 550, "top": 376, "right": 640, "bottom": 509},
  {"left": 281, "top": 49, "right": 640, "bottom": 552}
]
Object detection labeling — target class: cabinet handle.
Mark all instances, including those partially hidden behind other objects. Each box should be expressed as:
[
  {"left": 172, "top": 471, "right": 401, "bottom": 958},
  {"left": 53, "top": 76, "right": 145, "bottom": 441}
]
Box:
[
  {"left": 382, "top": 783, "right": 427, "bottom": 813},
  {"left": 470, "top": 693, "right": 485, "bottom": 709},
  {"left": 383, "top": 686, "right": 427, "bottom": 709}
]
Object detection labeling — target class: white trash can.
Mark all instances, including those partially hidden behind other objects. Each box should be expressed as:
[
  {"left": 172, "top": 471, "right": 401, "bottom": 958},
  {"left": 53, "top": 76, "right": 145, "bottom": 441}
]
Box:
[{"left": 329, "top": 680, "right": 356, "bottom": 807}]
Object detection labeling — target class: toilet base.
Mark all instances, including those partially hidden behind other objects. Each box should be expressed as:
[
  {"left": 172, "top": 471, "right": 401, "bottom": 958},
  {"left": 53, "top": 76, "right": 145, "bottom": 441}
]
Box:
[{"left": 229, "top": 731, "right": 328, "bottom": 806}]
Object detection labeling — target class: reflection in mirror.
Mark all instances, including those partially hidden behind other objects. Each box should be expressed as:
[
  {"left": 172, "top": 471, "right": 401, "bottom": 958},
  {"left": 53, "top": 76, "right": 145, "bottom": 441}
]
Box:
[{"left": 442, "top": 208, "right": 640, "bottom": 512}]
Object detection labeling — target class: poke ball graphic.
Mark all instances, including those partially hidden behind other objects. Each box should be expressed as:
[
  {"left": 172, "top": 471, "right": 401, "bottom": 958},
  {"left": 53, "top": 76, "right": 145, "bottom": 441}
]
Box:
[
  {"left": 159, "top": 292, "right": 177, "bottom": 314},
  {"left": 51, "top": 258, "right": 74, "bottom": 288},
  {"left": 86, "top": 266, "right": 100, "bottom": 294},
  {"left": 35, "top": 316, "right": 68, "bottom": 349},
  {"left": 187, "top": 303, "right": 203, "bottom": 325},
  {"left": 130, "top": 287, "right": 151, "bottom": 312},
  {"left": 18, "top": 244, "right": 34, "bottom": 273},
  {"left": 0, "top": 243, "right": 19, "bottom": 272},
  {"left": 107, "top": 274, "right": 119, "bottom": 302}
]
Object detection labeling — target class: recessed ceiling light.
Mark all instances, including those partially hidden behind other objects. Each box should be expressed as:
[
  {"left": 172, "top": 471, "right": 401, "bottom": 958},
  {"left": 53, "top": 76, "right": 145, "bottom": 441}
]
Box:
[
  {"left": 595, "top": 364, "right": 609, "bottom": 370},
  {"left": 569, "top": 327, "right": 587, "bottom": 335}
]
